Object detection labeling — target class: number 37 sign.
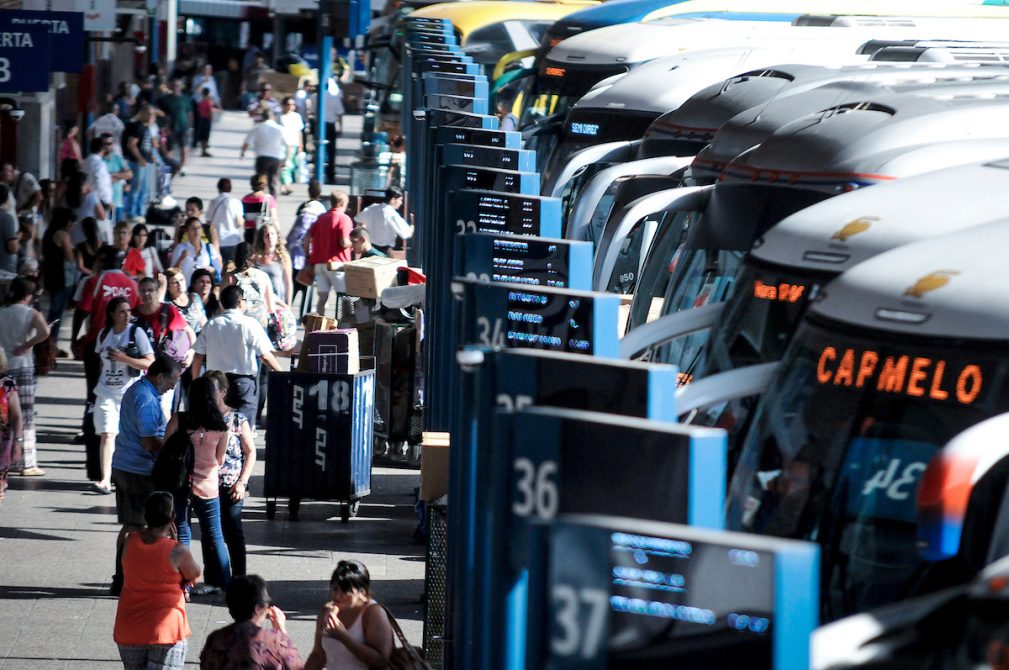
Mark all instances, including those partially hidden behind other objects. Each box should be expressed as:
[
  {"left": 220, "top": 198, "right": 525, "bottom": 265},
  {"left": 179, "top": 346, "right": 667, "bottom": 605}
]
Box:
[{"left": 0, "top": 24, "right": 50, "bottom": 92}]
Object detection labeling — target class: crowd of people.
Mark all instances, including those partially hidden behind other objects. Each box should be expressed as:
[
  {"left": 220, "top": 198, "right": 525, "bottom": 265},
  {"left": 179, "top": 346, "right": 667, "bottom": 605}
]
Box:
[{"left": 0, "top": 59, "right": 420, "bottom": 669}]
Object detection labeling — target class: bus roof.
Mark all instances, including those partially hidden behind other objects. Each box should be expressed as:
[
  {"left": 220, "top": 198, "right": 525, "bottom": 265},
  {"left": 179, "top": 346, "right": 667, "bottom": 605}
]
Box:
[
  {"left": 751, "top": 159, "right": 1009, "bottom": 274},
  {"left": 409, "top": 1, "right": 597, "bottom": 40},
  {"left": 568, "top": 45, "right": 864, "bottom": 119},
  {"left": 721, "top": 91, "right": 1009, "bottom": 186},
  {"left": 644, "top": 62, "right": 1009, "bottom": 150},
  {"left": 542, "top": 0, "right": 686, "bottom": 45},
  {"left": 809, "top": 216, "right": 1009, "bottom": 339},
  {"left": 643, "top": 0, "right": 1009, "bottom": 23}
]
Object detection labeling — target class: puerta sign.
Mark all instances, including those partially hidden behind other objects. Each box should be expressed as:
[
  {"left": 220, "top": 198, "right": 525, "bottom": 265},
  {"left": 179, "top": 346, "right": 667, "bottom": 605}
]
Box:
[
  {"left": 461, "top": 232, "right": 593, "bottom": 291},
  {"left": 0, "top": 9, "right": 81, "bottom": 73},
  {"left": 540, "top": 515, "right": 819, "bottom": 670},
  {"left": 0, "top": 23, "right": 49, "bottom": 92}
]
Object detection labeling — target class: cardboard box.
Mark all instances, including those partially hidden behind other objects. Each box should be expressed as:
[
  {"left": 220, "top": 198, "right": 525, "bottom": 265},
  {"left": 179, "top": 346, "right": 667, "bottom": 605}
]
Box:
[
  {"left": 302, "top": 328, "right": 360, "bottom": 374},
  {"left": 420, "top": 432, "right": 450, "bottom": 502},
  {"left": 302, "top": 313, "right": 338, "bottom": 334},
  {"left": 343, "top": 257, "right": 407, "bottom": 300}
]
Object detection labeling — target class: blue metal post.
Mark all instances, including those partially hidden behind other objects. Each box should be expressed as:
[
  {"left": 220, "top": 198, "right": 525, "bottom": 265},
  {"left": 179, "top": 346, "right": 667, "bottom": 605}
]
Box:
[
  {"left": 316, "top": 35, "right": 332, "bottom": 184},
  {"left": 150, "top": 16, "right": 159, "bottom": 65}
]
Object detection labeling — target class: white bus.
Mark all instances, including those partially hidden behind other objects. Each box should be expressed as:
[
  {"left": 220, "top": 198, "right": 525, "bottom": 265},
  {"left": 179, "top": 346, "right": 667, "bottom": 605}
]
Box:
[{"left": 725, "top": 219, "right": 1009, "bottom": 621}]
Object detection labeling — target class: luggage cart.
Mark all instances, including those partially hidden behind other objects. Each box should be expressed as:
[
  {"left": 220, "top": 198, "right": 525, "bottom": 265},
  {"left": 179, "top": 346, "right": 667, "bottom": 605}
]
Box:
[{"left": 264, "top": 370, "right": 375, "bottom": 522}]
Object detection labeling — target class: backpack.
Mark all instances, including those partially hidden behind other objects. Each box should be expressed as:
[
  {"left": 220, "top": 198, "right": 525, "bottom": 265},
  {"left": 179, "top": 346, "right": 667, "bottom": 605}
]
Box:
[
  {"left": 151, "top": 413, "right": 194, "bottom": 496},
  {"left": 157, "top": 303, "right": 192, "bottom": 365},
  {"left": 99, "top": 323, "right": 142, "bottom": 378}
]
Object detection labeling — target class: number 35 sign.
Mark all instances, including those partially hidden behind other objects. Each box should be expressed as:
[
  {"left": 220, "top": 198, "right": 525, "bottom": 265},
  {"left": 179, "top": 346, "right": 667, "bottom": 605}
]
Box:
[{"left": 0, "top": 24, "right": 50, "bottom": 92}]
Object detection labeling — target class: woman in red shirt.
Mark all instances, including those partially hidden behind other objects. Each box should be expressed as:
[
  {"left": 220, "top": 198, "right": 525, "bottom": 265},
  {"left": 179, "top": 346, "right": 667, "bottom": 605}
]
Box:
[{"left": 113, "top": 491, "right": 201, "bottom": 669}]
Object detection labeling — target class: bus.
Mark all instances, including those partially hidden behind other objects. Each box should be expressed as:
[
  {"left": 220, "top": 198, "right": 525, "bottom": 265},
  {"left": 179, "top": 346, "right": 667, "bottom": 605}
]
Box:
[
  {"left": 533, "top": 12, "right": 1009, "bottom": 191},
  {"left": 520, "top": 0, "right": 1009, "bottom": 144},
  {"left": 564, "top": 61, "right": 1009, "bottom": 244},
  {"left": 725, "top": 219, "right": 1009, "bottom": 621},
  {"left": 599, "top": 78, "right": 1009, "bottom": 308},
  {"left": 646, "top": 159, "right": 1009, "bottom": 461}
]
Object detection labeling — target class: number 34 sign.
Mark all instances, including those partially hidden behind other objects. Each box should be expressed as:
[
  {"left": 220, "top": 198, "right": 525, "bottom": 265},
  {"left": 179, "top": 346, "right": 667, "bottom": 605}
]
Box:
[{"left": 0, "top": 24, "right": 50, "bottom": 93}]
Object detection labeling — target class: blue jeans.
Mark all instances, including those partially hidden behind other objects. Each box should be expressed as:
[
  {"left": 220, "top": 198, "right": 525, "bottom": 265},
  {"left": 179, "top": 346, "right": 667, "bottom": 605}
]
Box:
[
  {"left": 175, "top": 493, "right": 232, "bottom": 588},
  {"left": 125, "top": 161, "right": 148, "bottom": 218},
  {"left": 220, "top": 486, "right": 246, "bottom": 577}
]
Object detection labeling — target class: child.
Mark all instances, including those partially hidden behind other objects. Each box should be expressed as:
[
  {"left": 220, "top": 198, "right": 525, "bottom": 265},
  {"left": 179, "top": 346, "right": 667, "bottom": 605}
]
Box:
[
  {"left": 195, "top": 87, "right": 217, "bottom": 158},
  {"left": 0, "top": 347, "right": 24, "bottom": 500}
]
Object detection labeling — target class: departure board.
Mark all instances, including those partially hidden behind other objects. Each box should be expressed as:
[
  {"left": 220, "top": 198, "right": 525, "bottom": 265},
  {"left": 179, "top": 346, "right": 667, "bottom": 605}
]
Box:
[
  {"left": 435, "top": 127, "right": 519, "bottom": 149},
  {"left": 540, "top": 516, "right": 819, "bottom": 670},
  {"left": 444, "top": 165, "right": 538, "bottom": 194},
  {"left": 422, "top": 73, "right": 488, "bottom": 99},
  {"left": 443, "top": 144, "right": 536, "bottom": 172},
  {"left": 451, "top": 190, "right": 562, "bottom": 237},
  {"left": 415, "top": 60, "right": 479, "bottom": 75},
  {"left": 457, "top": 279, "right": 621, "bottom": 357},
  {"left": 424, "top": 93, "right": 486, "bottom": 114},
  {"left": 461, "top": 232, "right": 592, "bottom": 290}
]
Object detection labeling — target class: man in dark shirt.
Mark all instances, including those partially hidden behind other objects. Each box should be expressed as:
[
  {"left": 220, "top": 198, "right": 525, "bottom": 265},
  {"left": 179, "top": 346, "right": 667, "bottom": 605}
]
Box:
[
  {"left": 349, "top": 227, "right": 387, "bottom": 259},
  {"left": 157, "top": 79, "right": 194, "bottom": 177},
  {"left": 123, "top": 105, "right": 154, "bottom": 219}
]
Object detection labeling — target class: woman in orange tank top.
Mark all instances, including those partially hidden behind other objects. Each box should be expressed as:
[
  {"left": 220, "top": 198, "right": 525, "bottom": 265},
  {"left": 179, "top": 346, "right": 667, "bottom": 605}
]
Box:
[{"left": 114, "top": 491, "right": 201, "bottom": 669}]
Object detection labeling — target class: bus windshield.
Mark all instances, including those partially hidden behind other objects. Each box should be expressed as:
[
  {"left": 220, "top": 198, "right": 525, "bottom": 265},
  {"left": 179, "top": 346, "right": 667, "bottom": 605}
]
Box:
[
  {"left": 626, "top": 209, "right": 694, "bottom": 331},
  {"left": 727, "top": 320, "right": 1009, "bottom": 621},
  {"left": 542, "top": 110, "right": 659, "bottom": 193},
  {"left": 692, "top": 259, "right": 828, "bottom": 379}
]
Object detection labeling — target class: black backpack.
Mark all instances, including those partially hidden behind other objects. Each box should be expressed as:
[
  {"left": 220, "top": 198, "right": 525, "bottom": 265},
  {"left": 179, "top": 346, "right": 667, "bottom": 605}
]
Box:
[{"left": 151, "top": 413, "right": 194, "bottom": 497}]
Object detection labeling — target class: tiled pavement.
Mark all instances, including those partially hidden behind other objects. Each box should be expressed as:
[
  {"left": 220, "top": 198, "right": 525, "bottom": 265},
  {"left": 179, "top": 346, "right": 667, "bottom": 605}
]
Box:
[{"left": 0, "top": 111, "right": 427, "bottom": 667}]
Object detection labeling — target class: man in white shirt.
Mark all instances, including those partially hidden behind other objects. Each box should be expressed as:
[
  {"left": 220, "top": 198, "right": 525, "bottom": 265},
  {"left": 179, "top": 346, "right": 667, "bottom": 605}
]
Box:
[
  {"left": 206, "top": 178, "right": 246, "bottom": 266},
  {"left": 85, "top": 136, "right": 115, "bottom": 212},
  {"left": 323, "top": 76, "right": 345, "bottom": 184},
  {"left": 88, "top": 103, "right": 126, "bottom": 154},
  {"left": 191, "top": 285, "right": 282, "bottom": 429},
  {"left": 240, "top": 108, "right": 287, "bottom": 196},
  {"left": 353, "top": 186, "right": 413, "bottom": 254}
]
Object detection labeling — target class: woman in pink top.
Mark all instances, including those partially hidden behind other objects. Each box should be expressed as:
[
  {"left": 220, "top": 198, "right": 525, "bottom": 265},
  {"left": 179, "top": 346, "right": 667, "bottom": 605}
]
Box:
[
  {"left": 164, "top": 377, "right": 231, "bottom": 596},
  {"left": 114, "top": 491, "right": 201, "bottom": 669}
]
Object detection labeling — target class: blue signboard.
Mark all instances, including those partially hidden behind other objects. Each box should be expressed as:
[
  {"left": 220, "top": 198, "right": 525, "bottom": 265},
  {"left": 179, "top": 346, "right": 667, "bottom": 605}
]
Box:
[
  {"left": 0, "top": 9, "right": 81, "bottom": 73},
  {"left": 451, "top": 190, "right": 561, "bottom": 237},
  {"left": 424, "top": 93, "right": 488, "bottom": 115},
  {"left": 461, "top": 232, "right": 593, "bottom": 291},
  {"left": 0, "top": 24, "right": 49, "bottom": 92},
  {"left": 457, "top": 279, "right": 622, "bottom": 358},
  {"left": 501, "top": 409, "right": 727, "bottom": 670},
  {"left": 537, "top": 515, "right": 819, "bottom": 670}
]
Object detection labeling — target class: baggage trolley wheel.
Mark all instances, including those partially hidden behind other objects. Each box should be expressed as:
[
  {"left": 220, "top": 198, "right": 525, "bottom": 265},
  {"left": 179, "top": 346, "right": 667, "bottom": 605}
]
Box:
[
  {"left": 341, "top": 500, "right": 361, "bottom": 524},
  {"left": 266, "top": 500, "right": 277, "bottom": 520}
]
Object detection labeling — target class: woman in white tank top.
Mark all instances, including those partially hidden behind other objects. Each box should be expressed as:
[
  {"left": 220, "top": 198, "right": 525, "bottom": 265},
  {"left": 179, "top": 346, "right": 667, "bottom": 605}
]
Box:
[{"left": 307, "top": 560, "right": 393, "bottom": 670}]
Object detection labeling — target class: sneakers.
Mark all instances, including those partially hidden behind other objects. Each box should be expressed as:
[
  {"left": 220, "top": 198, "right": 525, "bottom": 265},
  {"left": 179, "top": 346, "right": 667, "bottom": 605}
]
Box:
[
  {"left": 20, "top": 467, "right": 45, "bottom": 477},
  {"left": 191, "top": 584, "right": 221, "bottom": 596},
  {"left": 200, "top": 150, "right": 212, "bottom": 157},
  {"left": 91, "top": 482, "right": 112, "bottom": 494}
]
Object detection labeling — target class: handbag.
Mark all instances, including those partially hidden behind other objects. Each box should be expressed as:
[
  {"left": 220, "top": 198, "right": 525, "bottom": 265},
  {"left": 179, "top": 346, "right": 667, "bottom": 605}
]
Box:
[
  {"left": 267, "top": 305, "right": 298, "bottom": 352},
  {"left": 296, "top": 263, "right": 315, "bottom": 287},
  {"left": 34, "top": 337, "right": 55, "bottom": 376},
  {"left": 382, "top": 605, "right": 432, "bottom": 670}
]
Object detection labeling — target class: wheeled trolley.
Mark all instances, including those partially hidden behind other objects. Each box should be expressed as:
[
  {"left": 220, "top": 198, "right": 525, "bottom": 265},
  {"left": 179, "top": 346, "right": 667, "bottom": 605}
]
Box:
[{"left": 264, "top": 370, "right": 375, "bottom": 523}]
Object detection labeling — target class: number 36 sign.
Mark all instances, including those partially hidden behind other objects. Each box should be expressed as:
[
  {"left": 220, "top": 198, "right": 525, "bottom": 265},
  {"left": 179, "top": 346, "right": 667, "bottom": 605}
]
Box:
[{"left": 0, "top": 23, "right": 50, "bottom": 92}]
